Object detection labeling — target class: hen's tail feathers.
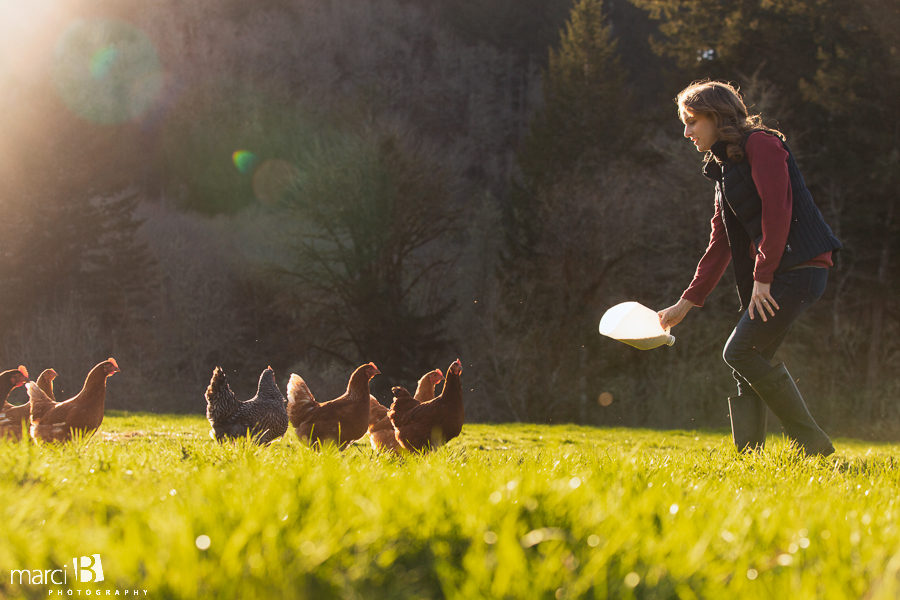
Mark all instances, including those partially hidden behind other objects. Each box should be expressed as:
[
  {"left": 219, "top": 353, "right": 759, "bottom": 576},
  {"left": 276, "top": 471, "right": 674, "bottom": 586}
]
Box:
[
  {"left": 205, "top": 367, "right": 239, "bottom": 423},
  {"left": 27, "top": 382, "right": 55, "bottom": 423},
  {"left": 287, "top": 374, "right": 318, "bottom": 420},
  {"left": 368, "top": 394, "right": 388, "bottom": 426}
]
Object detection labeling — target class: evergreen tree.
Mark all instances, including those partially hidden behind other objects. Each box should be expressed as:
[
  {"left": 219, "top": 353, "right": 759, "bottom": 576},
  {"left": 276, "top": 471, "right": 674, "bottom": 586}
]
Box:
[
  {"left": 0, "top": 186, "right": 157, "bottom": 391},
  {"left": 518, "top": 0, "right": 631, "bottom": 187},
  {"left": 493, "top": 0, "right": 635, "bottom": 420},
  {"left": 505, "top": 0, "right": 632, "bottom": 263},
  {"left": 0, "top": 190, "right": 154, "bottom": 326},
  {"left": 430, "top": 0, "right": 573, "bottom": 62}
]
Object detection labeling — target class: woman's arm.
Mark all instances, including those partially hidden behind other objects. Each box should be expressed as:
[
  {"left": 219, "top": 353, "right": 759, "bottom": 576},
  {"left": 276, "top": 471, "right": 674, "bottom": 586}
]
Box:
[
  {"left": 659, "top": 201, "right": 731, "bottom": 329},
  {"left": 746, "top": 131, "right": 792, "bottom": 321},
  {"left": 746, "top": 131, "right": 792, "bottom": 283}
]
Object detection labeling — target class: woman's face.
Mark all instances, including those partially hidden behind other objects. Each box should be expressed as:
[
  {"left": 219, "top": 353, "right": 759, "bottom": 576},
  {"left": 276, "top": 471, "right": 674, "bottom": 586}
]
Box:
[{"left": 681, "top": 108, "right": 718, "bottom": 152}]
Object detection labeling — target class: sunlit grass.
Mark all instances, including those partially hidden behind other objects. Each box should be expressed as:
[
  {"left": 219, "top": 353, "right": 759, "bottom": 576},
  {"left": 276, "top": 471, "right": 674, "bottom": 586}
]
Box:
[{"left": 1, "top": 413, "right": 899, "bottom": 599}]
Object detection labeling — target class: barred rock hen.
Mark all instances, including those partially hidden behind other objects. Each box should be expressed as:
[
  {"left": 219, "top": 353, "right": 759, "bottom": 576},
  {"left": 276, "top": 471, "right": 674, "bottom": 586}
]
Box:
[
  {"left": 388, "top": 359, "right": 464, "bottom": 452},
  {"left": 287, "top": 362, "right": 379, "bottom": 449},
  {"left": 28, "top": 359, "right": 119, "bottom": 442},
  {"left": 205, "top": 366, "right": 288, "bottom": 445},
  {"left": 0, "top": 366, "right": 30, "bottom": 440},
  {"left": 367, "top": 369, "right": 443, "bottom": 453}
]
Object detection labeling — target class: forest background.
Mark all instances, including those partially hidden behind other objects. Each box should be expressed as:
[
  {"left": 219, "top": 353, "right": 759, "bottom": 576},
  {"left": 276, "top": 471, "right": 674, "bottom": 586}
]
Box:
[{"left": 0, "top": 0, "right": 896, "bottom": 436}]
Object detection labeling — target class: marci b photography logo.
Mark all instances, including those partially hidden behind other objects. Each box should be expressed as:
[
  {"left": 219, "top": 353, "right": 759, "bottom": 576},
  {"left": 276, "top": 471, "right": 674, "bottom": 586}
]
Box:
[
  {"left": 74, "top": 554, "right": 104, "bottom": 583},
  {"left": 10, "top": 554, "right": 103, "bottom": 586},
  {"left": 9, "top": 554, "right": 149, "bottom": 596}
]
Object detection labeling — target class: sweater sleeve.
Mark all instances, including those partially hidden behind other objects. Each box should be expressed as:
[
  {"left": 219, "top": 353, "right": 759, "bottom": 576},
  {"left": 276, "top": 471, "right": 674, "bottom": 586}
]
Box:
[
  {"left": 681, "top": 199, "right": 731, "bottom": 307},
  {"left": 746, "top": 132, "right": 792, "bottom": 284}
]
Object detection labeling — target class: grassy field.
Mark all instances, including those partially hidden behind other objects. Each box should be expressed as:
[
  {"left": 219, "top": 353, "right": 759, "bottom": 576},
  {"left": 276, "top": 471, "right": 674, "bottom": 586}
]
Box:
[{"left": 1, "top": 413, "right": 899, "bottom": 599}]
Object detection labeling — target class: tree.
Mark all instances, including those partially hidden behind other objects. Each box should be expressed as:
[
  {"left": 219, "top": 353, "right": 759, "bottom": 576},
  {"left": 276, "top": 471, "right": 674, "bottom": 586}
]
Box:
[
  {"left": 793, "top": 0, "right": 900, "bottom": 412},
  {"left": 275, "top": 121, "right": 460, "bottom": 391},
  {"left": 504, "top": 0, "right": 633, "bottom": 261},
  {"left": 427, "top": 0, "right": 573, "bottom": 62},
  {"left": 518, "top": 0, "right": 632, "bottom": 187},
  {"left": 0, "top": 187, "right": 157, "bottom": 402},
  {"left": 0, "top": 189, "right": 153, "bottom": 321},
  {"left": 491, "top": 0, "right": 638, "bottom": 420}
]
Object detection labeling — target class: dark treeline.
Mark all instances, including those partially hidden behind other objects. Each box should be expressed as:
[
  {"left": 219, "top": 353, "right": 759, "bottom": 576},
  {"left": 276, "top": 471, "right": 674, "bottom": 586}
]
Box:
[{"left": 1, "top": 0, "right": 896, "bottom": 436}]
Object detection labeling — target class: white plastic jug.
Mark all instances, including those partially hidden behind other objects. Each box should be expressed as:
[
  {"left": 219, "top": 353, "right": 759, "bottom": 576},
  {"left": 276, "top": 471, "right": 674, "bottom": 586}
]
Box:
[{"left": 598, "top": 301, "right": 675, "bottom": 350}]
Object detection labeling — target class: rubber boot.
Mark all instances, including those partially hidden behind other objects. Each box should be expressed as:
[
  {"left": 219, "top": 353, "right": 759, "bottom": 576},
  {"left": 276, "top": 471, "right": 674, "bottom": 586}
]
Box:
[
  {"left": 751, "top": 363, "right": 834, "bottom": 457},
  {"left": 728, "top": 394, "right": 767, "bottom": 452}
]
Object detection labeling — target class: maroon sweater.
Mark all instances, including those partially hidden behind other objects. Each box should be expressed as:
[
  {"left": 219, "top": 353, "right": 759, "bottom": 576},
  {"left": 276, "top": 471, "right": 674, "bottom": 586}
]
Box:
[{"left": 682, "top": 132, "right": 833, "bottom": 307}]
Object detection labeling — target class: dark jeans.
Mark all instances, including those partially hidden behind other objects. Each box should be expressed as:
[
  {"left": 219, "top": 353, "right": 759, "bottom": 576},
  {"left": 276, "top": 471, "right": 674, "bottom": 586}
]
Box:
[{"left": 723, "top": 267, "right": 828, "bottom": 392}]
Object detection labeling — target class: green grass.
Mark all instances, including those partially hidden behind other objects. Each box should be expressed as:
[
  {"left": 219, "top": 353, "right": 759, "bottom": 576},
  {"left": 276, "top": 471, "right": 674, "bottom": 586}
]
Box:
[{"left": 1, "top": 412, "right": 899, "bottom": 599}]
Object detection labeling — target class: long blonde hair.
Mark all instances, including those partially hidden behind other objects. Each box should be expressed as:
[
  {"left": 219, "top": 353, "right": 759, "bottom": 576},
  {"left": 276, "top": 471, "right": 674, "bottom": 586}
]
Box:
[{"left": 676, "top": 80, "right": 783, "bottom": 162}]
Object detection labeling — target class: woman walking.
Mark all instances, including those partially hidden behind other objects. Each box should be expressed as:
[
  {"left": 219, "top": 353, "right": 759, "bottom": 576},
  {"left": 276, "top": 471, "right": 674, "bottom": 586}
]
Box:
[{"left": 658, "top": 80, "right": 841, "bottom": 456}]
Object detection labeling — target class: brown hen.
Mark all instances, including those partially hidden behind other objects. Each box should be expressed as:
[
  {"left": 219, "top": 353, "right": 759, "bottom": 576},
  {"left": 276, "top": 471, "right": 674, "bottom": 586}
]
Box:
[
  {"left": 28, "top": 358, "right": 119, "bottom": 442},
  {"left": 367, "top": 369, "right": 443, "bottom": 453},
  {"left": 1, "top": 368, "right": 56, "bottom": 441},
  {"left": 388, "top": 359, "right": 464, "bottom": 452},
  {"left": 0, "top": 366, "right": 30, "bottom": 440},
  {"left": 287, "top": 362, "right": 379, "bottom": 449}
]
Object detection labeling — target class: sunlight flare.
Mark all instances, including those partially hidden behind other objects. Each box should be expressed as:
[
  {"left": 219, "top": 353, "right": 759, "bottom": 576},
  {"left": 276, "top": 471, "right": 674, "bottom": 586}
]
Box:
[
  {"left": 231, "top": 149, "right": 258, "bottom": 174},
  {"left": 51, "top": 18, "right": 164, "bottom": 124}
]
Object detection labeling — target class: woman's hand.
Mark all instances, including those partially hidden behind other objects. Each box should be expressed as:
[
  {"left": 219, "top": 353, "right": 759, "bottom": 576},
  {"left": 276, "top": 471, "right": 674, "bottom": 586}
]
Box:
[
  {"left": 658, "top": 298, "right": 695, "bottom": 330},
  {"left": 748, "top": 280, "right": 779, "bottom": 321}
]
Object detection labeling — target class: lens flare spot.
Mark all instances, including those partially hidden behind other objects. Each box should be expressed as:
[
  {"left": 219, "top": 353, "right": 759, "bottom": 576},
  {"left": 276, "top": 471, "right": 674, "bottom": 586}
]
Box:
[
  {"left": 232, "top": 150, "right": 258, "bottom": 174},
  {"left": 90, "top": 45, "right": 118, "bottom": 79},
  {"left": 52, "top": 19, "right": 164, "bottom": 124}
]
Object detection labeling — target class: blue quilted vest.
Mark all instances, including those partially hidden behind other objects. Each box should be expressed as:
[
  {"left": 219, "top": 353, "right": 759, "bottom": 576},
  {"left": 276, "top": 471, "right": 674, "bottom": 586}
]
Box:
[{"left": 702, "top": 133, "right": 842, "bottom": 311}]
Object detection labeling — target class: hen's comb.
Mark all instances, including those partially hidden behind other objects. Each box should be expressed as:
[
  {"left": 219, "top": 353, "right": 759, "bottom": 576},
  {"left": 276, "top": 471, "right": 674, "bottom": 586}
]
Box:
[
  {"left": 17, "top": 365, "right": 28, "bottom": 378},
  {"left": 107, "top": 357, "right": 120, "bottom": 370}
]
